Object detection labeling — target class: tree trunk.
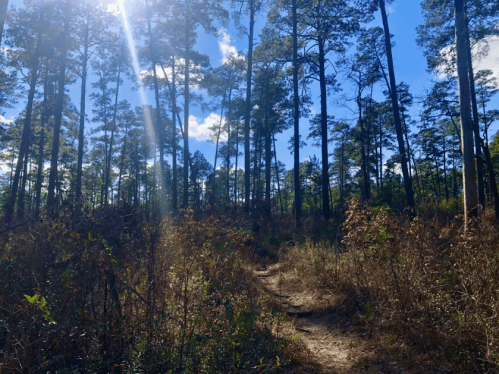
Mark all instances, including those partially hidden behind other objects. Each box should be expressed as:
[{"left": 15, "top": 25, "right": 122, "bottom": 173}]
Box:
[
  {"left": 465, "top": 33, "right": 485, "bottom": 210},
  {"left": 0, "top": 0, "right": 8, "bottom": 46},
  {"left": 318, "top": 35, "right": 330, "bottom": 220},
  {"left": 226, "top": 89, "right": 232, "bottom": 203},
  {"left": 264, "top": 79, "right": 271, "bottom": 217},
  {"left": 183, "top": 8, "right": 190, "bottom": 208},
  {"left": 47, "top": 20, "right": 70, "bottom": 217},
  {"left": 76, "top": 14, "right": 90, "bottom": 210},
  {"left": 292, "top": 0, "right": 301, "bottom": 228},
  {"left": 147, "top": 0, "right": 165, "bottom": 213},
  {"left": 273, "top": 133, "right": 283, "bottom": 216},
  {"left": 105, "top": 52, "right": 121, "bottom": 206},
  {"left": 5, "top": 30, "right": 42, "bottom": 223},
  {"left": 454, "top": 0, "right": 478, "bottom": 223},
  {"left": 117, "top": 122, "right": 128, "bottom": 204},
  {"left": 379, "top": 0, "right": 415, "bottom": 213},
  {"left": 244, "top": 0, "right": 255, "bottom": 213}
]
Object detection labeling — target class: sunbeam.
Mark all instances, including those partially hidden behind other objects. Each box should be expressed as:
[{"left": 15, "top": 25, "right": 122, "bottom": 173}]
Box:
[{"left": 117, "top": 0, "right": 166, "bottom": 214}]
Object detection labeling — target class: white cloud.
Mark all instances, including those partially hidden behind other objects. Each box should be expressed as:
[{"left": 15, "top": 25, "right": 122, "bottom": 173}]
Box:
[
  {"left": 0, "top": 115, "right": 14, "bottom": 125},
  {"left": 437, "top": 35, "right": 499, "bottom": 84},
  {"left": 218, "top": 30, "right": 243, "bottom": 64},
  {"left": 188, "top": 113, "right": 227, "bottom": 142},
  {"left": 473, "top": 35, "right": 499, "bottom": 86}
]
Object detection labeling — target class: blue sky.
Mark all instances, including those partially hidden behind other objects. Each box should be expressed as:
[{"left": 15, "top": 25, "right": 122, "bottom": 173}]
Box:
[{"left": 2, "top": 0, "right": 499, "bottom": 175}]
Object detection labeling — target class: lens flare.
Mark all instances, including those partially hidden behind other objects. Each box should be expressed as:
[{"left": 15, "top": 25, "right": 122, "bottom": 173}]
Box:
[{"left": 117, "top": 0, "right": 166, "bottom": 214}]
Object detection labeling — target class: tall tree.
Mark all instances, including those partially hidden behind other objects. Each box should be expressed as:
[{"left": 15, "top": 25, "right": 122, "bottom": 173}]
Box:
[
  {"left": 4, "top": 3, "right": 48, "bottom": 222},
  {"left": 232, "top": 0, "right": 265, "bottom": 213},
  {"left": 454, "top": 0, "right": 478, "bottom": 222},
  {"left": 47, "top": 2, "right": 72, "bottom": 216},
  {"left": 0, "top": 0, "right": 8, "bottom": 46},
  {"left": 75, "top": 0, "right": 110, "bottom": 210},
  {"left": 164, "top": 0, "right": 227, "bottom": 209},
  {"left": 301, "top": 0, "right": 363, "bottom": 219},
  {"left": 375, "top": 0, "right": 415, "bottom": 213}
]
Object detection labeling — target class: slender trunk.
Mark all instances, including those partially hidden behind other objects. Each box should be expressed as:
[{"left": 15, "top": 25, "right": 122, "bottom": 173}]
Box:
[
  {"left": 480, "top": 99, "right": 499, "bottom": 220},
  {"left": 379, "top": 125, "right": 383, "bottom": 188},
  {"left": 106, "top": 54, "right": 121, "bottom": 206},
  {"left": 0, "top": 0, "right": 8, "bottom": 46},
  {"left": 76, "top": 15, "right": 90, "bottom": 210},
  {"left": 5, "top": 30, "right": 42, "bottom": 223},
  {"left": 466, "top": 32, "right": 485, "bottom": 209},
  {"left": 47, "top": 19, "right": 70, "bottom": 217},
  {"left": 213, "top": 89, "right": 226, "bottom": 190},
  {"left": 357, "top": 81, "right": 369, "bottom": 201},
  {"left": 379, "top": 0, "right": 415, "bottom": 213},
  {"left": 171, "top": 59, "right": 178, "bottom": 211},
  {"left": 454, "top": 0, "right": 478, "bottom": 222},
  {"left": 244, "top": 0, "right": 255, "bottom": 213},
  {"left": 117, "top": 123, "right": 128, "bottom": 204},
  {"left": 264, "top": 80, "right": 271, "bottom": 217},
  {"left": 147, "top": 1, "right": 165, "bottom": 212},
  {"left": 35, "top": 127, "right": 45, "bottom": 219},
  {"left": 226, "top": 89, "right": 232, "bottom": 202},
  {"left": 273, "top": 133, "right": 283, "bottom": 216},
  {"left": 17, "top": 138, "right": 30, "bottom": 218},
  {"left": 235, "top": 129, "right": 239, "bottom": 205},
  {"left": 443, "top": 139, "right": 449, "bottom": 201},
  {"left": 292, "top": 0, "right": 301, "bottom": 227},
  {"left": 318, "top": 36, "right": 330, "bottom": 220},
  {"left": 183, "top": 9, "right": 190, "bottom": 208},
  {"left": 482, "top": 140, "right": 499, "bottom": 221}
]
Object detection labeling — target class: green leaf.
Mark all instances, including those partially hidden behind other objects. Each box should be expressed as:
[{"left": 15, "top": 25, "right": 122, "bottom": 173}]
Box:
[{"left": 24, "top": 294, "right": 39, "bottom": 304}]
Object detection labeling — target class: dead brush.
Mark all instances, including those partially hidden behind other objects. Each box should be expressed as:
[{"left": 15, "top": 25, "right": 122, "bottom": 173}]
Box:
[
  {"left": 0, "top": 209, "right": 294, "bottom": 373},
  {"left": 339, "top": 198, "right": 499, "bottom": 372},
  {"left": 279, "top": 197, "right": 499, "bottom": 372}
]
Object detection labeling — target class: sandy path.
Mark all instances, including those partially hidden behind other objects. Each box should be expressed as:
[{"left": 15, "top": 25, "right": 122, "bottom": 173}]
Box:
[{"left": 255, "top": 264, "right": 370, "bottom": 374}]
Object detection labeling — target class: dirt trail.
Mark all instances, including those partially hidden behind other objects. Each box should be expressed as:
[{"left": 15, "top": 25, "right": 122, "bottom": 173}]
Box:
[{"left": 256, "top": 264, "right": 371, "bottom": 374}]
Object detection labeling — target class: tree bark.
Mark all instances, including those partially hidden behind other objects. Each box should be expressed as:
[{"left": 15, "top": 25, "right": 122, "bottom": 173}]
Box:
[
  {"left": 47, "top": 19, "right": 70, "bottom": 217},
  {"left": 318, "top": 35, "right": 330, "bottom": 220},
  {"left": 292, "top": 0, "right": 301, "bottom": 228},
  {"left": 0, "top": 0, "right": 8, "bottom": 46},
  {"left": 76, "top": 14, "right": 90, "bottom": 210},
  {"left": 244, "top": 0, "right": 255, "bottom": 213},
  {"left": 171, "top": 57, "right": 178, "bottom": 211},
  {"left": 379, "top": 0, "right": 415, "bottom": 213},
  {"left": 5, "top": 30, "right": 42, "bottom": 223},
  {"left": 465, "top": 32, "right": 485, "bottom": 210},
  {"left": 264, "top": 78, "right": 271, "bottom": 217},
  {"left": 183, "top": 6, "right": 190, "bottom": 208},
  {"left": 454, "top": 0, "right": 478, "bottom": 223}
]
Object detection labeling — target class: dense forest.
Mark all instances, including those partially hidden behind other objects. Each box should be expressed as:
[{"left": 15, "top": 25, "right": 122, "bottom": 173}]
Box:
[{"left": 1, "top": 0, "right": 499, "bottom": 373}]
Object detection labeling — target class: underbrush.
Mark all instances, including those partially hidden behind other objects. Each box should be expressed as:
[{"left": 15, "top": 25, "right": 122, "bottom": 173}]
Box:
[
  {"left": 0, "top": 209, "right": 296, "bottom": 373},
  {"left": 282, "top": 197, "right": 499, "bottom": 373}
]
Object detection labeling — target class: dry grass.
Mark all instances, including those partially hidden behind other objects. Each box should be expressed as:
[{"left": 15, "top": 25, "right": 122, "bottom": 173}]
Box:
[
  {"left": 0, "top": 208, "right": 308, "bottom": 373},
  {"left": 280, "top": 197, "right": 499, "bottom": 373}
]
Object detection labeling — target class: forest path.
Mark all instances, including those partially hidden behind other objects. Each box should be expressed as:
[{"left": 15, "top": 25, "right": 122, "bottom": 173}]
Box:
[{"left": 255, "top": 263, "right": 372, "bottom": 374}]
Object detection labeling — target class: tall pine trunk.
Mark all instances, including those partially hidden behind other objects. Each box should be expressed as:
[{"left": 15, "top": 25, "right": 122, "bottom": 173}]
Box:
[
  {"left": 318, "top": 35, "right": 330, "bottom": 220},
  {"left": 465, "top": 32, "right": 485, "bottom": 210},
  {"left": 244, "top": 0, "right": 255, "bottom": 213},
  {"left": 292, "top": 0, "right": 301, "bottom": 228},
  {"left": 454, "top": 0, "right": 478, "bottom": 224},
  {"left": 76, "top": 14, "right": 90, "bottom": 210},
  {"left": 47, "top": 19, "right": 70, "bottom": 217},
  {"left": 183, "top": 8, "right": 190, "bottom": 208},
  {"left": 5, "top": 30, "right": 42, "bottom": 223},
  {"left": 379, "top": 0, "right": 415, "bottom": 213},
  {"left": 0, "top": 0, "right": 8, "bottom": 46}
]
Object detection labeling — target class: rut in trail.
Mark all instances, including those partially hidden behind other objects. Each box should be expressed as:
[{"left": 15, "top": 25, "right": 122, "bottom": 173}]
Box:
[{"left": 255, "top": 264, "right": 372, "bottom": 374}]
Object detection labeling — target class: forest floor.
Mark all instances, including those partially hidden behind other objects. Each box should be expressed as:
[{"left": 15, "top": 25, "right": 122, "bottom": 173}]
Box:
[
  {"left": 255, "top": 262, "right": 449, "bottom": 374},
  {"left": 255, "top": 262, "right": 372, "bottom": 373}
]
